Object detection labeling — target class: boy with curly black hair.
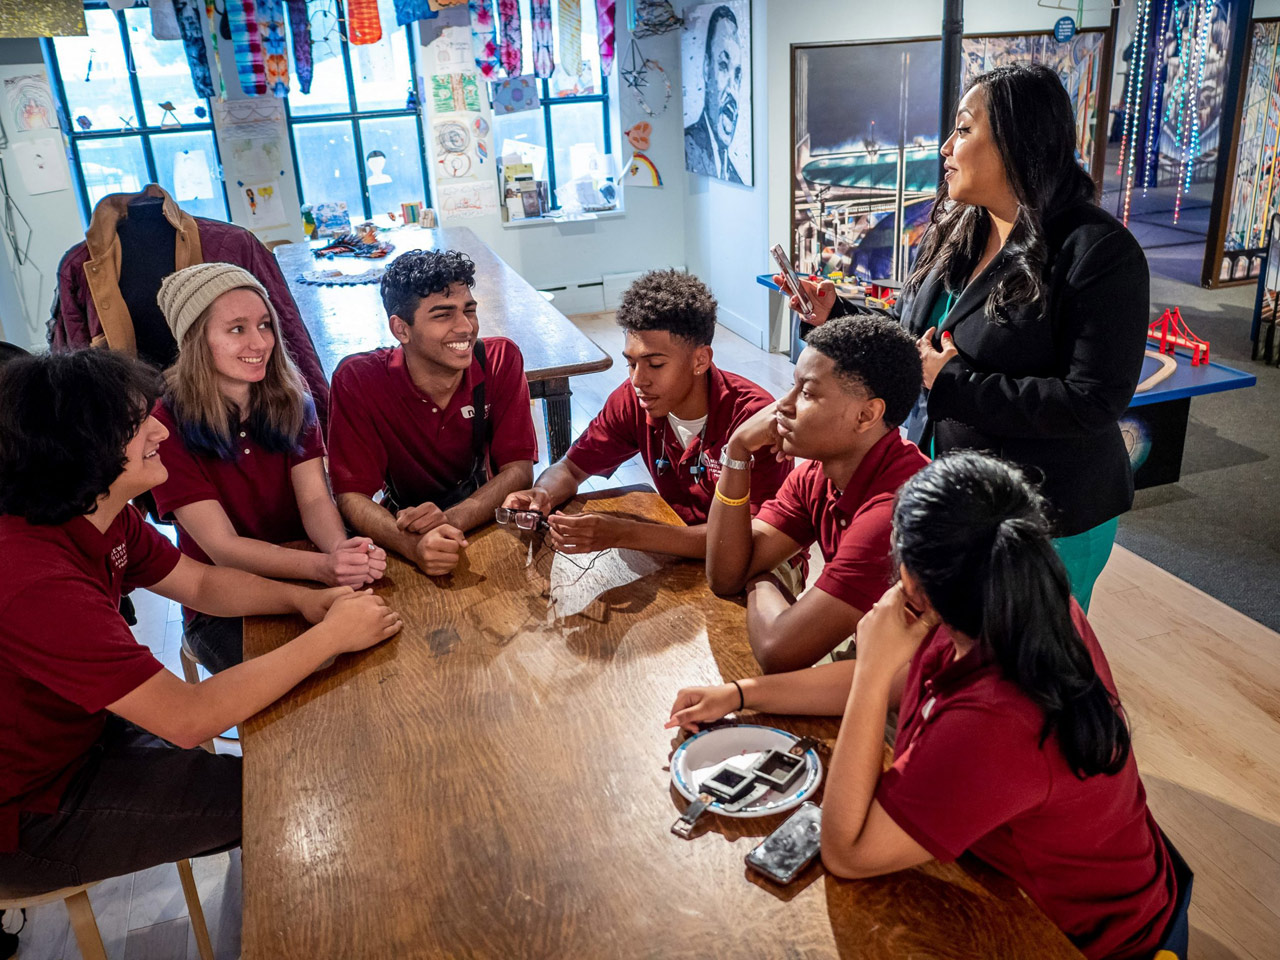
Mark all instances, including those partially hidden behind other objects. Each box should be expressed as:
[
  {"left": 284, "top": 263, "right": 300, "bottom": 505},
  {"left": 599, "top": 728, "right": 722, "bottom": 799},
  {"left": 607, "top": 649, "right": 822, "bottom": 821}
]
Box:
[
  {"left": 706, "top": 316, "right": 929, "bottom": 672},
  {"left": 0, "top": 349, "right": 399, "bottom": 906},
  {"left": 504, "top": 269, "right": 790, "bottom": 558},
  {"left": 327, "top": 249, "right": 537, "bottom": 576}
]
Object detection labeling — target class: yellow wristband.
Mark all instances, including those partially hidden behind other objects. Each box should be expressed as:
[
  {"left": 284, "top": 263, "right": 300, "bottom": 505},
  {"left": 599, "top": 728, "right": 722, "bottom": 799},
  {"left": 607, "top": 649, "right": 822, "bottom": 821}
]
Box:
[{"left": 714, "top": 486, "right": 751, "bottom": 507}]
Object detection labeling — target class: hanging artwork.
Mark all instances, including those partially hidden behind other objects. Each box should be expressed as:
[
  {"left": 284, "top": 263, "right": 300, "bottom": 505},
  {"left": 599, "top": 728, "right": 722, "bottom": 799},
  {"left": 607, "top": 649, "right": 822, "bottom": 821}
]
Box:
[
  {"left": 498, "top": 0, "right": 523, "bottom": 76},
  {"left": 347, "top": 0, "right": 384, "bottom": 45},
  {"left": 620, "top": 38, "right": 671, "bottom": 117},
  {"left": 596, "top": 0, "right": 617, "bottom": 73},
  {"left": 792, "top": 38, "right": 942, "bottom": 282},
  {"left": 151, "top": 0, "right": 182, "bottom": 40},
  {"left": 491, "top": 74, "right": 541, "bottom": 114},
  {"left": 437, "top": 180, "right": 499, "bottom": 219},
  {"left": 432, "top": 73, "right": 482, "bottom": 113},
  {"left": 259, "top": 0, "right": 290, "bottom": 97},
  {"left": 629, "top": 0, "right": 680, "bottom": 38},
  {"left": 172, "top": 0, "right": 216, "bottom": 98},
  {"left": 12, "top": 137, "right": 70, "bottom": 195},
  {"left": 961, "top": 30, "right": 1109, "bottom": 177},
  {"left": 0, "top": 0, "right": 85, "bottom": 38},
  {"left": 682, "top": 2, "right": 751, "bottom": 185},
  {"left": 394, "top": 0, "right": 437, "bottom": 24},
  {"left": 469, "top": 0, "right": 500, "bottom": 78},
  {"left": 1252, "top": 213, "right": 1280, "bottom": 362},
  {"left": 624, "top": 152, "right": 662, "bottom": 187},
  {"left": 3, "top": 75, "right": 55, "bottom": 132},
  {"left": 226, "top": 0, "right": 268, "bottom": 95},
  {"left": 240, "top": 180, "right": 288, "bottom": 230},
  {"left": 559, "top": 0, "right": 583, "bottom": 77},
  {"left": 284, "top": 0, "right": 313, "bottom": 93},
  {"left": 1207, "top": 19, "right": 1280, "bottom": 286},
  {"left": 531, "top": 0, "right": 555, "bottom": 77}
]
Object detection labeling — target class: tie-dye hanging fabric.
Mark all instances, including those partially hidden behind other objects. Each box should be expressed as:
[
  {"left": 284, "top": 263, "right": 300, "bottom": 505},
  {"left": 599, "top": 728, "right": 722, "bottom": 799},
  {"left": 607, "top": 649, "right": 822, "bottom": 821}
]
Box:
[
  {"left": 394, "top": 0, "right": 436, "bottom": 26},
  {"left": 258, "top": 0, "right": 289, "bottom": 96},
  {"left": 595, "top": 0, "right": 615, "bottom": 74},
  {"left": 347, "top": 0, "right": 383, "bottom": 45},
  {"left": 172, "top": 0, "right": 214, "bottom": 98},
  {"left": 469, "top": 0, "right": 499, "bottom": 79},
  {"left": 226, "top": 0, "right": 267, "bottom": 96},
  {"left": 498, "top": 0, "right": 522, "bottom": 77},
  {"left": 284, "top": 0, "right": 312, "bottom": 93},
  {"left": 204, "top": 0, "right": 227, "bottom": 99},
  {"left": 557, "top": 0, "right": 581, "bottom": 78},
  {"left": 530, "top": 0, "right": 554, "bottom": 78}
]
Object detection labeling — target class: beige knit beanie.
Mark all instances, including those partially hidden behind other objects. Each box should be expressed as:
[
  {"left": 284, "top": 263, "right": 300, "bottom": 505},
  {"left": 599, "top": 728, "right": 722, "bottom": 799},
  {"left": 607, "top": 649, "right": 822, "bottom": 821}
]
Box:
[{"left": 157, "top": 262, "right": 278, "bottom": 348}]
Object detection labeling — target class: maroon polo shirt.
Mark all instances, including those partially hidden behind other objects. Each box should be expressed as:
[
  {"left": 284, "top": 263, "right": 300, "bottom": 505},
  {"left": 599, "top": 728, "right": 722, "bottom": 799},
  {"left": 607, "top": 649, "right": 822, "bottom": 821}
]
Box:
[
  {"left": 151, "top": 399, "right": 326, "bottom": 568},
  {"left": 876, "top": 603, "right": 1177, "bottom": 959},
  {"left": 327, "top": 338, "right": 538, "bottom": 507},
  {"left": 754, "top": 429, "right": 928, "bottom": 613},
  {"left": 565, "top": 364, "right": 791, "bottom": 525},
  {"left": 0, "top": 506, "right": 180, "bottom": 851}
]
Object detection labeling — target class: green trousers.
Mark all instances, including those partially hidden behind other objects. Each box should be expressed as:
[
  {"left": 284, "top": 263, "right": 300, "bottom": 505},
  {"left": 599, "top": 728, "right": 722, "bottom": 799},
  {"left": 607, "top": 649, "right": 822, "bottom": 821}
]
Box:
[{"left": 1052, "top": 517, "right": 1119, "bottom": 613}]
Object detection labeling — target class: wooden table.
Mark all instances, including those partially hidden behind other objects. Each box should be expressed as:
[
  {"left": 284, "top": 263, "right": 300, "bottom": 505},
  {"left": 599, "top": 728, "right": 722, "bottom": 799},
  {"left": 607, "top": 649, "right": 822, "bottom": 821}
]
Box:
[
  {"left": 276, "top": 226, "right": 613, "bottom": 460},
  {"left": 241, "top": 492, "right": 1082, "bottom": 959}
]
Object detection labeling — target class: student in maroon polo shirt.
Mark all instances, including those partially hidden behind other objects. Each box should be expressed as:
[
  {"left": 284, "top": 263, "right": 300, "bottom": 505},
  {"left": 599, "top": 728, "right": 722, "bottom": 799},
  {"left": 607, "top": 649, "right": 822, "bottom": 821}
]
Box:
[
  {"left": 503, "top": 270, "right": 790, "bottom": 557},
  {"left": 0, "top": 350, "right": 401, "bottom": 903},
  {"left": 328, "top": 250, "right": 537, "bottom": 576},
  {"left": 707, "top": 316, "right": 927, "bottom": 672},
  {"left": 669, "top": 453, "right": 1188, "bottom": 960},
  {"left": 150, "top": 263, "right": 387, "bottom": 673}
]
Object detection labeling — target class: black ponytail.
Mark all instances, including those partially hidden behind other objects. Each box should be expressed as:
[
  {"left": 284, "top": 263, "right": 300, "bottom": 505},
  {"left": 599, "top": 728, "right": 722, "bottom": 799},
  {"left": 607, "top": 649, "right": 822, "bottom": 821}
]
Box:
[{"left": 893, "top": 452, "right": 1130, "bottom": 778}]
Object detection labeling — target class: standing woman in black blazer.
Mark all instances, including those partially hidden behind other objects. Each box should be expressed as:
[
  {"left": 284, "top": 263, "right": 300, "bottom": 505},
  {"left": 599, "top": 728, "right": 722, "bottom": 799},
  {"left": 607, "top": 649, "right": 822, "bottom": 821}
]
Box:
[{"left": 785, "top": 64, "right": 1149, "bottom": 610}]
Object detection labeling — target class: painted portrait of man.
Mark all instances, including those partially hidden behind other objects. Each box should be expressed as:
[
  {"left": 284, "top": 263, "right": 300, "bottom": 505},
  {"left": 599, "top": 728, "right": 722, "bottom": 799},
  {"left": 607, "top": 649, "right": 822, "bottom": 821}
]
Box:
[{"left": 682, "top": 2, "right": 752, "bottom": 185}]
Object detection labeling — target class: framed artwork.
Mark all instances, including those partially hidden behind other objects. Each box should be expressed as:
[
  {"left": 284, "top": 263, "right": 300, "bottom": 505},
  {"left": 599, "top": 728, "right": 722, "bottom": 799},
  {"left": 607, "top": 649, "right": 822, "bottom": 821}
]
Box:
[
  {"left": 682, "top": 1, "right": 752, "bottom": 186},
  {"left": 791, "top": 38, "right": 942, "bottom": 283},
  {"left": 1206, "top": 19, "right": 1280, "bottom": 287},
  {"left": 1251, "top": 212, "right": 1280, "bottom": 362},
  {"left": 960, "top": 29, "right": 1113, "bottom": 182}
]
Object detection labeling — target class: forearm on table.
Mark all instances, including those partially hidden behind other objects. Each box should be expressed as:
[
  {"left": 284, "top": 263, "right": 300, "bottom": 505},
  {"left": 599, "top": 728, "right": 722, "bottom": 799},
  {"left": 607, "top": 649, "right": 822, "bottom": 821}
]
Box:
[
  {"left": 820, "top": 668, "right": 895, "bottom": 857},
  {"left": 705, "top": 460, "right": 754, "bottom": 593},
  {"left": 205, "top": 535, "right": 328, "bottom": 584},
  {"left": 338, "top": 492, "right": 421, "bottom": 561},
  {"left": 737, "top": 659, "right": 856, "bottom": 717},
  {"left": 180, "top": 623, "right": 343, "bottom": 745},
  {"left": 297, "top": 493, "right": 350, "bottom": 553},
  {"left": 182, "top": 564, "right": 311, "bottom": 618},
  {"left": 617, "top": 519, "right": 707, "bottom": 558},
  {"left": 532, "top": 460, "right": 585, "bottom": 508},
  {"left": 444, "top": 461, "right": 534, "bottom": 532}
]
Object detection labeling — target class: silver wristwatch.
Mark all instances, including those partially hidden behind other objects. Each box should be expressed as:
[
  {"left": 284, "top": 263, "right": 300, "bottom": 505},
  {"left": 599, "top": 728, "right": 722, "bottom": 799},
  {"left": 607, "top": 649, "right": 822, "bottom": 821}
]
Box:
[{"left": 718, "top": 447, "right": 753, "bottom": 471}]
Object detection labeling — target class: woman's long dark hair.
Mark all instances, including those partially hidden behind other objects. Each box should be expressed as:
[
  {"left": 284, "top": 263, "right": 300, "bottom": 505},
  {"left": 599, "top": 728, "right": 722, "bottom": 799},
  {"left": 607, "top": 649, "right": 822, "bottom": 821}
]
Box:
[
  {"left": 906, "top": 63, "right": 1096, "bottom": 320},
  {"left": 892, "top": 452, "right": 1130, "bottom": 778}
]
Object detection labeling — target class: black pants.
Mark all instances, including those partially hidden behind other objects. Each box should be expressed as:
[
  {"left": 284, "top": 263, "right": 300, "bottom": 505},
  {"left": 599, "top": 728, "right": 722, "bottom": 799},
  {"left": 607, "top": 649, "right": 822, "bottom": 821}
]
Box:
[
  {"left": 185, "top": 612, "right": 244, "bottom": 674},
  {"left": 0, "top": 718, "right": 241, "bottom": 897}
]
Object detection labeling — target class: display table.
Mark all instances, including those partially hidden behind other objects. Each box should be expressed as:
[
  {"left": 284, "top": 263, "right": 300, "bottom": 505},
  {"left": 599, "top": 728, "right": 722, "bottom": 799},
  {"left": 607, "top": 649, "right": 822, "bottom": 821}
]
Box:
[
  {"left": 277, "top": 227, "right": 613, "bottom": 461},
  {"left": 240, "top": 490, "right": 1081, "bottom": 959},
  {"left": 757, "top": 273, "right": 1257, "bottom": 488}
]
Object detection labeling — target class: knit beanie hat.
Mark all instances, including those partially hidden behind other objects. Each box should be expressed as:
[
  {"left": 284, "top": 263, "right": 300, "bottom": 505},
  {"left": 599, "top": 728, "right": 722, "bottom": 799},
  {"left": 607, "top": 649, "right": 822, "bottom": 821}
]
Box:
[{"left": 157, "top": 262, "right": 278, "bottom": 348}]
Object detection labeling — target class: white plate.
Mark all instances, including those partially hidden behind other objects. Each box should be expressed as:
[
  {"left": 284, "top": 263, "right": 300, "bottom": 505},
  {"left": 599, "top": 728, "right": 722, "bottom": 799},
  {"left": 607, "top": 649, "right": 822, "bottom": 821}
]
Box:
[{"left": 670, "top": 724, "right": 823, "bottom": 819}]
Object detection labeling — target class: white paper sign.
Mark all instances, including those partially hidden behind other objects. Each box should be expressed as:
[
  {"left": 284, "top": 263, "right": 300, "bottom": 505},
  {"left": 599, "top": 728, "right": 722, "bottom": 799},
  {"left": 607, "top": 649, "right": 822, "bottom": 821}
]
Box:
[{"left": 12, "top": 137, "right": 70, "bottom": 195}]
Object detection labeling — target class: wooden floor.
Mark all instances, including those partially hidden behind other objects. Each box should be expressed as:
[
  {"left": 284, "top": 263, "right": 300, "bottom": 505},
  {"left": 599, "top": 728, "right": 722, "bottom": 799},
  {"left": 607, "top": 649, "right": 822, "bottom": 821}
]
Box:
[{"left": 9, "top": 312, "right": 1278, "bottom": 959}]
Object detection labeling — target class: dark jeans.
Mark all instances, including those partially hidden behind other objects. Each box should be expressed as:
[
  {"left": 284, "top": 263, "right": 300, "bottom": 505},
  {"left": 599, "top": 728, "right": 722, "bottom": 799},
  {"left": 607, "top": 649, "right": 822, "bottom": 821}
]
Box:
[
  {"left": 0, "top": 718, "right": 241, "bottom": 897},
  {"left": 185, "top": 612, "right": 243, "bottom": 674}
]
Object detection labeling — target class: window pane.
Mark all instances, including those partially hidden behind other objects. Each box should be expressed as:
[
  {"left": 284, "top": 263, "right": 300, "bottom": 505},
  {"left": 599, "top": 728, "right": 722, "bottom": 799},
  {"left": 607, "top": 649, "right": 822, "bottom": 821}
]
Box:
[
  {"left": 358, "top": 116, "right": 426, "bottom": 215},
  {"left": 53, "top": 10, "right": 136, "bottom": 133},
  {"left": 293, "top": 120, "right": 365, "bottom": 219},
  {"left": 352, "top": 0, "right": 413, "bottom": 112},
  {"left": 547, "top": 0, "right": 600, "bottom": 97},
  {"left": 288, "top": 27, "right": 352, "bottom": 116},
  {"left": 123, "top": 8, "right": 207, "bottom": 126},
  {"left": 550, "top": 101, "right": 607, "bottom": 191},
  {"left": 494, "top": 109, "right": 548, "bottom": 181},
  {"left": 152, "top": 131, "right": 227, "bottom": 220},
  {"left": 77, "top": 136, "right": 149, "bottom": 208}
]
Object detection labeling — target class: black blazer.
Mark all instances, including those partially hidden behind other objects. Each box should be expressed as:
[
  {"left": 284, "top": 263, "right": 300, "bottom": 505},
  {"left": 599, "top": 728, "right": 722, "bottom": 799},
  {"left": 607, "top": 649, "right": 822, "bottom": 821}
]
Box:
[{"left": 842, "top": 202, "right": 1150, "bottom": 537}]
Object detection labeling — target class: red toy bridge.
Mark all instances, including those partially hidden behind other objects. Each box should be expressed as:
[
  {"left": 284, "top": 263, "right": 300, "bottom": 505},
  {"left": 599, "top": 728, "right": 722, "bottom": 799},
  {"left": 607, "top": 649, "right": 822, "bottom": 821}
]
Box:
[{"left": 1148, "top": 307, "right": 1210, "bottom": 366}]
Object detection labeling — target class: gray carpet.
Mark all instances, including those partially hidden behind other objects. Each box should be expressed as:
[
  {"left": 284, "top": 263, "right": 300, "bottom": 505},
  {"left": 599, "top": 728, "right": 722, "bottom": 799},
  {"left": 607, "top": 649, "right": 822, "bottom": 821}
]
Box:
[{"left": 1117, "top": 275, "right": 1280, "bottom": 631}]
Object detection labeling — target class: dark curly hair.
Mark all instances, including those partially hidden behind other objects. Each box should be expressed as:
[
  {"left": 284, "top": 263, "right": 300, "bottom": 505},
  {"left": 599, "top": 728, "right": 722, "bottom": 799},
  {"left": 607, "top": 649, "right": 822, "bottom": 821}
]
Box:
[
  {"left": 380, "top": 249, "right": 477, "bottom": 323},
  {"left": 907, "top": 63, "right": 1096, "bottom": 321},
  {"left": 615, "top": 269, "right": 717, "bottom": 346},
  {"left": 893, "top": 451, "right": 1130, "bottom": 777},
  {"left": 0, "top": 350, "right": 162, "bottom": 525},
  {"left": 805, "top": 316, "right": 921, "bottom": 427}
]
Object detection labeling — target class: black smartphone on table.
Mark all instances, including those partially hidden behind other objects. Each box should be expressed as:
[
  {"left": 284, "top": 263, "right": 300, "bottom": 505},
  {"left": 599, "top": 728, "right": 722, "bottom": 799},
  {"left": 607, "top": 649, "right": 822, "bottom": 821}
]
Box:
[{"left": 744, "top": 801, "right": 822, "bottom": 884}]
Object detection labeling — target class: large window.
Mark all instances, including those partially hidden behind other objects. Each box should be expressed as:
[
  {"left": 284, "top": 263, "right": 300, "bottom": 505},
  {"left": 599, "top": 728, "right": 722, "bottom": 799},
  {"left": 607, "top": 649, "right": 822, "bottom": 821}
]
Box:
[
  {"left": 491, "top": 0, "right": 614, "bottom": 213},
  {"left": 47, "top": 2, "right": 228, "bottom": 221},
  {"left": 285, "top": 0, "right": 429, "bottom": 220}
]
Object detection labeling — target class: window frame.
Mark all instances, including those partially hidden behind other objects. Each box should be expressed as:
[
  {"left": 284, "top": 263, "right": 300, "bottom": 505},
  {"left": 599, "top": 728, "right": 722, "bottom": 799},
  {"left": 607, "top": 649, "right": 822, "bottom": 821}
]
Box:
[
  {"left": 283, "top": 0, "right": 431, "bottom": 221},
  {"left": 43, "top": 0, "right": 230, "bottom": 225},
  {"left": 536, "top": 74, "right": 614, "bottom": 212}
]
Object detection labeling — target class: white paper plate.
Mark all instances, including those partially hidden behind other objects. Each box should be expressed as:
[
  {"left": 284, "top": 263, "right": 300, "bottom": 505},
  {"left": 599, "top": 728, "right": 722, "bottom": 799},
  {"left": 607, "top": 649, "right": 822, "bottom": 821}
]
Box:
[{"left": 670, "top": 724, "right": 823, "bottom": 819}]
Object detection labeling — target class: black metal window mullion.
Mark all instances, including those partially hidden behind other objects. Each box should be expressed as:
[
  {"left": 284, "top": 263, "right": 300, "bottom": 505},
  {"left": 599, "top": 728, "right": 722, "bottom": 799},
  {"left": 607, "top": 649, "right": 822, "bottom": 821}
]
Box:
[
  {"left": 405, "top": 26, "right": 431, "bottom": 210},
  {"left": 114, "top": 8, "right": 158, "bottom": 185},
  {"left": 539, "top": 77, "right": 611, "bottom": 212}
]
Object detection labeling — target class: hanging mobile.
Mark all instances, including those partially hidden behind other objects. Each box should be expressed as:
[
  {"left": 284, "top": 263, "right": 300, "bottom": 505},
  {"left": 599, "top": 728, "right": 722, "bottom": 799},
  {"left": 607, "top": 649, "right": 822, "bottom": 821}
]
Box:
[{"left": 619, "top": 38, "right": 671, "bottom": 118}]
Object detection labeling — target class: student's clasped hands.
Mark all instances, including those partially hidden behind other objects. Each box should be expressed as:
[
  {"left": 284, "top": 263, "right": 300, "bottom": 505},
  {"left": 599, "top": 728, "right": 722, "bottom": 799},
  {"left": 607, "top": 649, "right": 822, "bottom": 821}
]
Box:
[
  {"left": 323, "top": 536, "right": 387, "bottom": 587},
  {"left": 393, "top": 501, "right": 469, "bottom": 576}
]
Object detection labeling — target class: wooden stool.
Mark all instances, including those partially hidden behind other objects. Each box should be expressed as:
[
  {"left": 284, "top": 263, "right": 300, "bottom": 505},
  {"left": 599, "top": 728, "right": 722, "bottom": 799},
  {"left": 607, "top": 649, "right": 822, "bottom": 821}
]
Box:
[
  {"left": 0, "top": 859, "right": 214, "bottom": 960},
  {"left": 179, "top": 638, "right": 217, "bottom": 754}
]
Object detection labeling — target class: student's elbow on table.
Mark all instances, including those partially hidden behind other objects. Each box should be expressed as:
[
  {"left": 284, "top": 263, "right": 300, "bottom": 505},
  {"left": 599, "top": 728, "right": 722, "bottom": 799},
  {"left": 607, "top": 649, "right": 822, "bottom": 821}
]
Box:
[{"left": 820, "top": 842, "right": 883, "bottom": 881}]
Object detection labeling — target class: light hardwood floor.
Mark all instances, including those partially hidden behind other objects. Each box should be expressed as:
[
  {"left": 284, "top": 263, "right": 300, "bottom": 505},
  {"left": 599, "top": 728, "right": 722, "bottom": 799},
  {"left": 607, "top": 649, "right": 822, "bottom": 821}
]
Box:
[{"left": 9, "top": 313, "right": 1277, "bottom": 959}]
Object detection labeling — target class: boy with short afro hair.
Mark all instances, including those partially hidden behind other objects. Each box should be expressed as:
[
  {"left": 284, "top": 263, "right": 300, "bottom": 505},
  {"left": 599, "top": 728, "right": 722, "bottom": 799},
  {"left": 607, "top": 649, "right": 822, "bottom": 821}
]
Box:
[{"left": 504, "top": 269, "right": 790, "bottom": 558}]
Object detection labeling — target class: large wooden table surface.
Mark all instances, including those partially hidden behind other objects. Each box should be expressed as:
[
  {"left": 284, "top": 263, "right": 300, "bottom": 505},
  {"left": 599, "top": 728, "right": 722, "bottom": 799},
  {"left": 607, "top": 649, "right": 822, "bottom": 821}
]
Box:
[
  {"left": 275, "top": 225, "right": 612, "bottom": 458},
  {"left": 241, "top": 492, "right": 1081, "bottom": 959}
]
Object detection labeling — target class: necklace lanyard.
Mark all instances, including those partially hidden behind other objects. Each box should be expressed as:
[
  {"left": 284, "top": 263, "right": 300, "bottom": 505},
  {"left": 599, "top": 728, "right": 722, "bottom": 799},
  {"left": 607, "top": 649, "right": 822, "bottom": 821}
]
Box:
[{"left": 654, "top": 419, "right": 710, "bottom": 485}]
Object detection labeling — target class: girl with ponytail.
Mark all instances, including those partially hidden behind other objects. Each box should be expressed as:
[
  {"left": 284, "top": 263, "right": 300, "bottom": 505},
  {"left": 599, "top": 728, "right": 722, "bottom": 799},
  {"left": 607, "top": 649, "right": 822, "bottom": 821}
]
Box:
[{"left": 668, "top": 452, "right": 1185, "bottom": 959}]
